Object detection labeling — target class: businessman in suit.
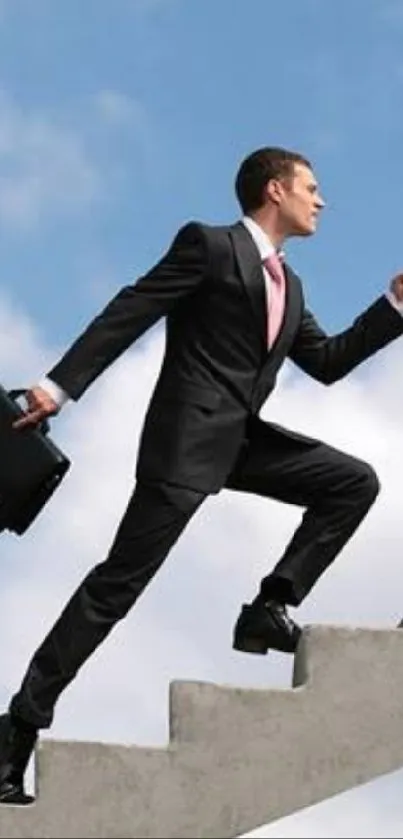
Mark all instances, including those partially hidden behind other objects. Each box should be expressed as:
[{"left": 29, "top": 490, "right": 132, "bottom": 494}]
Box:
[{"left": 2, "top": 146, "right": 403, "bottom": 804}]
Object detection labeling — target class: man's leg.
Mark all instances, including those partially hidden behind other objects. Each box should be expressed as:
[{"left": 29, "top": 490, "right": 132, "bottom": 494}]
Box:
[
  {"left": 9, "top": 480, "right": 205, "bottom": 730},
  {"left": 226, "top": 426, "right": 379, "bottom": 651}
]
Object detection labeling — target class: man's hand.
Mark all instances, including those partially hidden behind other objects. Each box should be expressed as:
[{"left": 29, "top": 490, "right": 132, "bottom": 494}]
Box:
[
  {"left": 12, "top": 386, "right": 60, "bottom": 430},
  {"left": 390, "top": 273, "right": 403, "bottom": 302}
]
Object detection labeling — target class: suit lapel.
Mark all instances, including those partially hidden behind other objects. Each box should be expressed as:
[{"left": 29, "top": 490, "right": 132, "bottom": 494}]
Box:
[{"left": 229, "top": 222, "right": 267, "bottom": 349}]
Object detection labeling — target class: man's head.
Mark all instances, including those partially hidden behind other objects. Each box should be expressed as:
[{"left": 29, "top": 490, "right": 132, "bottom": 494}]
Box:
[{"left": 235, "top": 147, "right": 325, "bottom": 240}]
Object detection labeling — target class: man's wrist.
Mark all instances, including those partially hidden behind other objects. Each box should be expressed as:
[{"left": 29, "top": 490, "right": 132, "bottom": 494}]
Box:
[{"left": 37, "top": 376, "right": 70, "bottom": 408}]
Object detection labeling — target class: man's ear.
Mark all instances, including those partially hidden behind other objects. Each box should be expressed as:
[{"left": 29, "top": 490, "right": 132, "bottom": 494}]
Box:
[{"left": 265, "top": 178, "right": 283, "bottom": 205}]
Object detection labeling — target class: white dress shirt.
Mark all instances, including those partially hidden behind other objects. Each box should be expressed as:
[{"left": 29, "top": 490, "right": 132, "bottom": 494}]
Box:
[{"left": 38, "top": 217, "right": 403, "bottom": 408}]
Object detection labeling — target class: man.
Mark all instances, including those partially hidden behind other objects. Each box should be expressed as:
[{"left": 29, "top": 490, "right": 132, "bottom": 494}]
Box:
[{"left": 1, "top": 147, "right": 403, "bottom": 805}]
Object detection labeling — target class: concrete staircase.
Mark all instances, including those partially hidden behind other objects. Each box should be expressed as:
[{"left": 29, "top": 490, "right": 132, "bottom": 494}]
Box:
[{"left": 1, "top": 625, "right": 403, "bottom": 838}]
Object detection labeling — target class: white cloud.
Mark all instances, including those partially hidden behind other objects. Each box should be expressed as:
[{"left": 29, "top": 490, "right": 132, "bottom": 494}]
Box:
[
  {"left": 0, "top": 90, "right": 101, "bottom": 230},
  {"left": 1, "top": 302, "right": 403, "bottom": 833},
  {"left": 94, "top": 89, "right": 144, "bottom": 126},
  {"left": 0, "top": 293, "right": 49, "bottom": 380},
  {"left": 92, "top": 87, "right": 157, "bottom": 183}
]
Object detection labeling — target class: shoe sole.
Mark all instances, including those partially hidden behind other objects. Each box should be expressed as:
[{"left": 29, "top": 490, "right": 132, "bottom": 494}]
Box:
[
  {"left": 0, "top": 786, "right": 35, "bottom": 806},
  {"left": 233, "top": 631, "right": 300, "bottom": 655}
]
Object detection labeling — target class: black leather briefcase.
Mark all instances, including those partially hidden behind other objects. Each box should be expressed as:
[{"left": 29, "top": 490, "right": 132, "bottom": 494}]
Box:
[{"left": 0, "top": 385, "right": 71, "bottom": 535}]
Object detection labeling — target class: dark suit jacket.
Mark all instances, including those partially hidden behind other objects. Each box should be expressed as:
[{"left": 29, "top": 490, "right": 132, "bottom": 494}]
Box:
[{"left": 47, "top": 221, "right": 403, "bottom": 493}]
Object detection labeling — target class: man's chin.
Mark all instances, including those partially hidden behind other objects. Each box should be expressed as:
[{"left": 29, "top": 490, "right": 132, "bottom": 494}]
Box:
[
  {"left": 292, "top": 225, "right": 316, "bottom": 238},
  {"left": 305, "top": 218, "right": 319, "bottom": 235}
]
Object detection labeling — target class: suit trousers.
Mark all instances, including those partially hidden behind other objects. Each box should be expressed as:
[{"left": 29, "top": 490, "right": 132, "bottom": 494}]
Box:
[
  {"left": 226, "top": 427, "right": 380, "bottom": 605},
  {"left": 10, "top": 480, "right": 205, "bottom": 729},
  {"left": 10, "top": 431, "right": 379, "bottom": 729}
]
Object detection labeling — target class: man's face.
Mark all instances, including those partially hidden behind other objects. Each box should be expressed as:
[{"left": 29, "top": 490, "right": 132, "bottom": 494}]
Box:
[{"left": 269, "top": 163, "right": 325, "bottom": 237}]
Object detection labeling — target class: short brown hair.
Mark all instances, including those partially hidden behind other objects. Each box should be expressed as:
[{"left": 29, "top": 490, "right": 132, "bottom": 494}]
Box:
[{"left": 235, "top": 147, "right": 312, "bottom": 214}]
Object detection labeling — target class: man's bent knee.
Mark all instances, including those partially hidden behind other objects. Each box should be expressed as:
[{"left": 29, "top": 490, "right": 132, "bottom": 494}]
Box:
[{"left": 356, "top": 461, "right": 381, "bottom": 505}]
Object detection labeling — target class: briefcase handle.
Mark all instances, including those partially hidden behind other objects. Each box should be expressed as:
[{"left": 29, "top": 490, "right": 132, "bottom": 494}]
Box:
[{"left": 8, "top": 388, "right": 51, "bottom": 435}]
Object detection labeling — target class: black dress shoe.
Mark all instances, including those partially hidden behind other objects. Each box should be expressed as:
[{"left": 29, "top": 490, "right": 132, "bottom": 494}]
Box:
[
  {"left": 0, "top": 713, "right": 37, "bottom": 805},
  {"left": 233, "top": 598, "right": 302, "bottom": 654}
]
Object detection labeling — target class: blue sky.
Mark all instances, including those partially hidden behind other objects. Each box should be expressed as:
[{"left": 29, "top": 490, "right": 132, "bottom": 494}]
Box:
[
  {"left": 2, "top": 0, "right": 403, "bottom": 349},
  {"left": 2, "top": 0, "right": 403, "bottom": 836}
]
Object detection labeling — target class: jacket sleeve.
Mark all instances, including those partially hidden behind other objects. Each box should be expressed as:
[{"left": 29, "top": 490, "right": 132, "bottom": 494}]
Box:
[
  {"left": 288, "top": 295, "right": 403, "bottom": 384},
  {"left": 47, "top": 222, "right": 208, "bottom": 400}
]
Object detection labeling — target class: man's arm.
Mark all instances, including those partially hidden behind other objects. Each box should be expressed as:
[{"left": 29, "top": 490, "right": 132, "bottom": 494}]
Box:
[
  {"left": 289, "top": 288, "right": 403, "bottom": 385},
  {"left": 13, "top": 222, "right": 207, "bottom": 429}
]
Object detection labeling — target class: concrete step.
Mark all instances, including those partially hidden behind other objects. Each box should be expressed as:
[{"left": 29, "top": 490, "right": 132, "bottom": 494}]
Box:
[{"left": 0, "top": 625, "right": 402, "bottom": 838}]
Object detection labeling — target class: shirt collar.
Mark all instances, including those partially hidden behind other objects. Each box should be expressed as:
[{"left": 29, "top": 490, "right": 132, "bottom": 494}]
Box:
[{"left": 242, "top": 216, "right": 285, "bottom": 262}]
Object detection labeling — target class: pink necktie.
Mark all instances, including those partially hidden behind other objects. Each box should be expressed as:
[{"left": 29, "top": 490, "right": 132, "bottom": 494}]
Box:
[{"left": 263, "top": 252, "right": 286, "bottom": 348}]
